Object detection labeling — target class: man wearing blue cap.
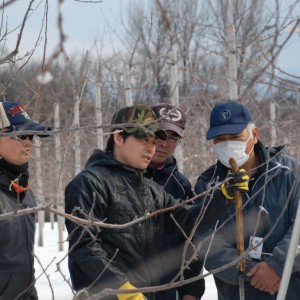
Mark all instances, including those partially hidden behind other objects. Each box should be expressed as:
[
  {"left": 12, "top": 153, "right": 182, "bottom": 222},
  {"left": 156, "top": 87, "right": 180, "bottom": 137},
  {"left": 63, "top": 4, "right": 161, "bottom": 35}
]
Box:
[
  {"left": 195, "top": 100, "right": 300, "bottom": 299},
  {"left": 0, "top": 101, "right": 50, "bottom": 299}
]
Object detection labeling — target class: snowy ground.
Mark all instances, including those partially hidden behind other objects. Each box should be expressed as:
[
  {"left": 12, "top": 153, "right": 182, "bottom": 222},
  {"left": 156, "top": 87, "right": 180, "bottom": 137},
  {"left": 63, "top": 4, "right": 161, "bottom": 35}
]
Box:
[{"left": 34, "top": 222, "right": 217, "bottom": 299}]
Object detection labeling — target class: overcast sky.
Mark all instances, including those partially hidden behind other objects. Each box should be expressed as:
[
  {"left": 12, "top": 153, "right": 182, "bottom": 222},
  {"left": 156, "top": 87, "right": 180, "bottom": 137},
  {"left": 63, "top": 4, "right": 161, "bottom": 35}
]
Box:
[
  {"left": 2, "top": 0, "right": 135, "bottom": 58},
  {"left": 2, "top": 0, "right": 300, "bottom": 76}
]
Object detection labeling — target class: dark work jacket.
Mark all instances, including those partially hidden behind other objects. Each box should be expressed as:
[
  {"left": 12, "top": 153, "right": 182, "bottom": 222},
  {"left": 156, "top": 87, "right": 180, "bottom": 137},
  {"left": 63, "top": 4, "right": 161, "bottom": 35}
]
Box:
[
  {"left": 144, "top": 156, "right": 195, "bottom": 200},
  {"left": 195, "top": 141, "right": 300, "bottom": 300},
  {"left": 145, "top": 156, "right": 205, "bottom": 299},
  {"left": 65, "top": 150, "right": 227, "bottom": 300},
  {"left": 0, "top": 173, "right": 37, "bottom": 300}
]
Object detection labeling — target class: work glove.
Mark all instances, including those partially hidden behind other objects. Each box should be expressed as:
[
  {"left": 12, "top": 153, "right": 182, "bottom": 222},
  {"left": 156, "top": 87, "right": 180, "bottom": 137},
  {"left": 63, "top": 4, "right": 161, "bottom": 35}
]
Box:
[
  {"left": 221, "top": 169, "right": 249, "bottom": 200},
  {"left": 117, "top": 281, "right": 146, "bottom": 300}
]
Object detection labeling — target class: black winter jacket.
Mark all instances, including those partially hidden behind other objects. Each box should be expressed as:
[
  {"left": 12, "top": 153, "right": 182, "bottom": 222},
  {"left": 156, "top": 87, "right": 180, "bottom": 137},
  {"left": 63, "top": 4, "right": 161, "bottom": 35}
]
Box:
[
  {"left": 195, "top": 141, "right": 300, "bottom": 300},
  {"left": 65, "top": 150, "right": 227, "bottom": 300},
  {"left": 0, "top": 173, "right": 37, "bottom": 300},
  {"left": 145, "top": 156, "right": 204, "bottom": 300}
]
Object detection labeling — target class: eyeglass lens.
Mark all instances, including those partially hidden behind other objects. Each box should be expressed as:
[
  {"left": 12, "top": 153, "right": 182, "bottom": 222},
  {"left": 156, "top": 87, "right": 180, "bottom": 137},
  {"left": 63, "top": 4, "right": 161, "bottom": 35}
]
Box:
[
  {"left": 18, "top": 135, "right": 34, "bottom": 141},
  {"left": 9, "top": 135, "right": 35, "bottom": 141}
]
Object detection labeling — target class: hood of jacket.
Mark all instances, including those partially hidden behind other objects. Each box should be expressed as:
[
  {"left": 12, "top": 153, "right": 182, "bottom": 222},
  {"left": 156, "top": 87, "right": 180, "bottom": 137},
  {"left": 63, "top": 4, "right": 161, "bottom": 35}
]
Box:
[
  {"left": 85, "top": 149, "right": 121, "bottom": 169},
  {"left": 85, "top": 149, "right": 146, "bottom": 175}
]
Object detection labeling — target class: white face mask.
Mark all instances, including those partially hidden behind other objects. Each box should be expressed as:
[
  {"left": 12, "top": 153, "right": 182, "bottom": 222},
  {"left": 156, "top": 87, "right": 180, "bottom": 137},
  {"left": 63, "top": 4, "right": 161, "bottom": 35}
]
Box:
[{"left": 214, "top": 134, "right": 253, "bottom": 168}]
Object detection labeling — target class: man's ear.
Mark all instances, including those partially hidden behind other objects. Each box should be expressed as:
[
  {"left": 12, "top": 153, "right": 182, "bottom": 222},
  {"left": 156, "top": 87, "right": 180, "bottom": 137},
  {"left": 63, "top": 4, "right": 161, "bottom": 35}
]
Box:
[
  {"left": 113, "top": 130, "right": 124, "bottom": 147},
  {"left": 252, "top": 127, "right": 259, "bottom": 144}
]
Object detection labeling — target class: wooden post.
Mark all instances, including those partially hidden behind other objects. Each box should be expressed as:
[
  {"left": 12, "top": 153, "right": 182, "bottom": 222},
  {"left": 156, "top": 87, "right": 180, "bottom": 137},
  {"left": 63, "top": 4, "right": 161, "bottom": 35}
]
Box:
[{"left": 229, "top": 157, "right": 245, "bottom": 300}]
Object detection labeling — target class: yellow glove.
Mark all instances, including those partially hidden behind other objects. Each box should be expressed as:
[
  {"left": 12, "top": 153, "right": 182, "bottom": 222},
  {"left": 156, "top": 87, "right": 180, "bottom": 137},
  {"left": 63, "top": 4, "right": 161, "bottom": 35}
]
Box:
[
  {"left": 117, "top": 281, "right": 145, "bottom": 300},
  {"left": 221, "top": 169, "right": 249, "bottom": 200}
]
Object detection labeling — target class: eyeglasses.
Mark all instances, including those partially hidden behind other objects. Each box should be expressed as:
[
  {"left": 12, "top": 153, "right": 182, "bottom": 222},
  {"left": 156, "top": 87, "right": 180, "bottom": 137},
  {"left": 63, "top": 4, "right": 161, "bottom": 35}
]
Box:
[
  {"left": 9, "top": 135, "right": 42, "bottom": 146},
  {"left": 165, "top": 134, "right": 181, "bottom": 144},
  {"left": 10, "top": 135, "right": 35, "bottom": 141}
]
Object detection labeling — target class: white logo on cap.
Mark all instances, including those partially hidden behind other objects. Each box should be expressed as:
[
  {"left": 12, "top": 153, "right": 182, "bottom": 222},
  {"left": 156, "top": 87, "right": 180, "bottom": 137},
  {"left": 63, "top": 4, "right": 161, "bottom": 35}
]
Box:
[
  {"left": 21, "top": 111, "right": 31, "bottom": 120},
  {"left": 219, "top": 109, "right": 231, "bottom": 121},
  {"left": 159, "top": 107, "right": 182, "bottom": 122}
]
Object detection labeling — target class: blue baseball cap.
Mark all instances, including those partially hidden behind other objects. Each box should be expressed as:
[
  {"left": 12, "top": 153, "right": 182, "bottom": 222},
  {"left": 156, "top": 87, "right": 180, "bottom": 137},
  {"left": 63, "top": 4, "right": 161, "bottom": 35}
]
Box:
[
  {"left": 0, "top": 101, "right": 49, "bottom": 134},
  {"left": 206, "top": 100, "right": 252, "bottom": 140}
]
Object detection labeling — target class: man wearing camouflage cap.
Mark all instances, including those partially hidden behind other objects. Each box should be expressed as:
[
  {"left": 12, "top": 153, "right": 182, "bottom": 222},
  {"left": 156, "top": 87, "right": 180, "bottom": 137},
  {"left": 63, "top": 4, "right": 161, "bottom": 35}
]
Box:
[{"left": 65, "top": 103, "right": 229, "bottom": 300}]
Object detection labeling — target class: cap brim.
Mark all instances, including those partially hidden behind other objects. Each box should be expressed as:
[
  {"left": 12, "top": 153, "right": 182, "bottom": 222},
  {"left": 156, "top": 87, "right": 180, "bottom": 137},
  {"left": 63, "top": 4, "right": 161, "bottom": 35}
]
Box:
[
  {"left": 206, "top": 124, "right": 248, "bottom": 140},
  {"left": 125, "top": 126, "right": 167, "bottom": 141},
  {"left": 158, "top": 121, "right": 184, "bottom": 137},
  {"left": 9, "top": 121, "right": 51, "bottom": 137},
  {"left": 154, "top": 128, "right": 167, "bottom": 140}
]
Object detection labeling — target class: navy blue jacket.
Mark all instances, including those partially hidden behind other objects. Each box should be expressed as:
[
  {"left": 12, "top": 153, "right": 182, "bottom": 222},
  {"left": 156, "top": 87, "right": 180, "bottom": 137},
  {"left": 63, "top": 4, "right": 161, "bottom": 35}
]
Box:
[
  {"left": 144, "top": 156, "right": 195, "bottom": 200},
  {"left": 195, "top": 141, "right": 300, "bottom": 300}
]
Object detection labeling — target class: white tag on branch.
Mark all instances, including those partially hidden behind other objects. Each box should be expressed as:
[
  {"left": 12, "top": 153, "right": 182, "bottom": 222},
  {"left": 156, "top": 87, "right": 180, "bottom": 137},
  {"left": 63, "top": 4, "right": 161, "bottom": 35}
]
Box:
[
  {"left": 36, "top": 71, "right": 53, "bottom": 85},
  {"left": 249, "top": 236, "right": 263, "bottom": 259}
]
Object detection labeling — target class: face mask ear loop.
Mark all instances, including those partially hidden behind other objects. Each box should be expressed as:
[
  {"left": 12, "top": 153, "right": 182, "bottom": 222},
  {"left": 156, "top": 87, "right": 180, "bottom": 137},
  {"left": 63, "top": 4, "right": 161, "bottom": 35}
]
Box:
[
  {"left": 245, "top": 131, "right": 255, "bottom": 157},
  {"left": 247, "top": 144, "right": 254, "bottom": 158},
  {"left": 247, "top": 125, "right": 255, "bottom": 140}
]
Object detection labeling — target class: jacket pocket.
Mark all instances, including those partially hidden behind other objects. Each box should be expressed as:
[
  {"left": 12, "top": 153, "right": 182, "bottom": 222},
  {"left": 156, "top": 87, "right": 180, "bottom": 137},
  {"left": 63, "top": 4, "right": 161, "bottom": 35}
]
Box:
[
  {"left": 0, "top": 273, "right": 12, "bottom": 298},
  {"left": 0, "top": 273, "right": 33, "bottom": 300}
]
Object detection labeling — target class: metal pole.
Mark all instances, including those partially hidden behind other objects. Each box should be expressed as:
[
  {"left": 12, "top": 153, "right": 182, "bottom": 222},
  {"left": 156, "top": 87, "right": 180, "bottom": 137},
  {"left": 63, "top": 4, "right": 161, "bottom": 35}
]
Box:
[{"left": 276, "top": 194, "right": 300, "bottom": 299}]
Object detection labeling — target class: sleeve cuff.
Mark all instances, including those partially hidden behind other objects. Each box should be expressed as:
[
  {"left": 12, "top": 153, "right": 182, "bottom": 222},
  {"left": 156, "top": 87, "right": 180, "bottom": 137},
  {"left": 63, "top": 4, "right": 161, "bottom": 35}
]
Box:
[{"left": 264, "top": 256, "right": 283, "bottom": 276}]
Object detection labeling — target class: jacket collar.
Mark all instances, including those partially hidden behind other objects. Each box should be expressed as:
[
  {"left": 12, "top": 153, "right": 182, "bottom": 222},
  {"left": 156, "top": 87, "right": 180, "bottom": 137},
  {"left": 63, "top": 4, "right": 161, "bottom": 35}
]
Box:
[{"left": 147, "top": 156, "right": 178, "bottom": 174}]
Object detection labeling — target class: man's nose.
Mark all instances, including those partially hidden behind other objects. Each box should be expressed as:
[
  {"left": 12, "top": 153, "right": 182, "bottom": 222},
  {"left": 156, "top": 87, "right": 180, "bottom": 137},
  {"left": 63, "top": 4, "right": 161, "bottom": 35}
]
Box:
[{"left": 157, "top": 138, "right": 167, "bottom": 146}]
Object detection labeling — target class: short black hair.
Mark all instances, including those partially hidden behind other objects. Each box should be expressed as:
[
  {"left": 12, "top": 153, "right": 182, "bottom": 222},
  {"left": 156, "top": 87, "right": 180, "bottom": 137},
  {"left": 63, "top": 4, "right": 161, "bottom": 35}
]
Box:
[{"left": 105, "top": 130, "right": 130, "bottom": 153}]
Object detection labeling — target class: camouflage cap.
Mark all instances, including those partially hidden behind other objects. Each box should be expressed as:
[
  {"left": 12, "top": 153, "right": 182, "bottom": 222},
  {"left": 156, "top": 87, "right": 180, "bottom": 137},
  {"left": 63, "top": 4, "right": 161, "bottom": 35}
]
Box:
[{"left": 111, "top": 104, "right": 167, "bottom": 140}]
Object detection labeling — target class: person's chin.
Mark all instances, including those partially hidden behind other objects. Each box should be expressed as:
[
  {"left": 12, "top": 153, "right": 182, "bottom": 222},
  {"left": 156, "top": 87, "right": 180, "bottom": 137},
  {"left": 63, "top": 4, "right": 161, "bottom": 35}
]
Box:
[
  {"left": 136, "top": 163, "right": 148, "bottom": 170},
  {"left": 21, "top": 155, "right": 30, "bottom": 163},
  {"left": 152, "top": 154, "right": 166, "bottom": 162}
]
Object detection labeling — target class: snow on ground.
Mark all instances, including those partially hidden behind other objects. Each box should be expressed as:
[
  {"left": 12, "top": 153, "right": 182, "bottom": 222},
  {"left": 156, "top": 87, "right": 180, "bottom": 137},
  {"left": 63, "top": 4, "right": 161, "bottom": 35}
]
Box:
[
  {"left": 34, "top": 222, "right": 73, "bottom": 300},
  {"left": 34, "top": 222, "right": 217, "bottom": 299}
]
